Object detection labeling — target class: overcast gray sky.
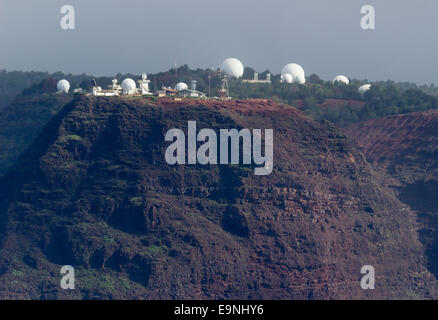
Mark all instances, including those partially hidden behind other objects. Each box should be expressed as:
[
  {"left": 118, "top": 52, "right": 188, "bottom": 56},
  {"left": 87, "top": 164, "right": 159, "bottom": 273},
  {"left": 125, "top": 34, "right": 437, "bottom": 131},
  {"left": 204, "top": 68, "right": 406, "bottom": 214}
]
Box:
[{"left": 1, "top": 0, "right": 437, "bottom": 84}]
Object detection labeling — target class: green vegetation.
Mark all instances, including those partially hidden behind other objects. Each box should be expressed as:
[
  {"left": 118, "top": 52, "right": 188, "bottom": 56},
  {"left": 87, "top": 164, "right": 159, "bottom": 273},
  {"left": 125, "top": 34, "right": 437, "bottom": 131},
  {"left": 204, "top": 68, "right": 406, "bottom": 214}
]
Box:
[
  {"left": 2, "top": 68, "right": 437, "bottom": 128},
  {"left": 0, "top": 94, "right": 71, "bottom": 176},
  {"left": 142, "top": 245, "right": 166, "bottom": 259},
  {"left": 65, "top": 134, "right": 82, "bottom": 142},
  {"left": 229, "top": 77, "right": 438, "bottom": 125},
  {"left": 0, "top": 68, "right": 437, "bottom": 179},
  {"left": 0, "top": 70, "right": 51, "bottom": 108}
]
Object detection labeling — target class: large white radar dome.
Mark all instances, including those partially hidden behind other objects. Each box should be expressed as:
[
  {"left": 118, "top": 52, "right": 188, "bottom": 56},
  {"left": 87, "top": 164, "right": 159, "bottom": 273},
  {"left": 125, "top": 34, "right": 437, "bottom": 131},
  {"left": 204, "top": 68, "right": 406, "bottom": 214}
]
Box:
[
  {"left": 57, "top": 79, "right": 70, "bottom": 93},
  {"left": 282, "top": 73, "right": 294, "bottom": 84},
  {"left": 175, "top": 82, "right": 188, "bottom": 91},
  {"left": 281, "top": 63, "right": 306, "bottom": 84},
  {"left": 220, "top": 58, "right": 244, "bottom": 78},
  {"left": 121, "top": 78, "right": 137, "bottom": 95},
  {"left": 358, "top": 84, "right": 371, "bottom": 95},
  {"left": 333, "top": 75, "right": 350, "bottom": 85}
]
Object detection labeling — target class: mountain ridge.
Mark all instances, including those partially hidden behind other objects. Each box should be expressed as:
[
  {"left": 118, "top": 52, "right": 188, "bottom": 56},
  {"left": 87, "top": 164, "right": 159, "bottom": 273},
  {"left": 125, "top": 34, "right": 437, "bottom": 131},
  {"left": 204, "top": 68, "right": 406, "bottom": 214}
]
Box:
[
  {"left": 0, "top": 96, "right": 436, "bottom": 299},
  {"left": 345, "top": 110, "right": 438, "bottom": 279}
]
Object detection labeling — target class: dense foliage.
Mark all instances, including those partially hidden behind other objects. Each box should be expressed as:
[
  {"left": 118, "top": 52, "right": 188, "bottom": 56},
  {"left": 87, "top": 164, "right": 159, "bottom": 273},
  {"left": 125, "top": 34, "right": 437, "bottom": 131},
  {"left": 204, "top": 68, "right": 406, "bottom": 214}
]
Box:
[{"left": 0, "top": 70, "right": 50, "bottom": 108}]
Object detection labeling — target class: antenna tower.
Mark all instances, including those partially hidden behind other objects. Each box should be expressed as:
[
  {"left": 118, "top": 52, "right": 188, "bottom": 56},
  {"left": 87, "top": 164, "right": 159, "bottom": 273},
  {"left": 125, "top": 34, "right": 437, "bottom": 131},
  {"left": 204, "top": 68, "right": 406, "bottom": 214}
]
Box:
[{"left": 218, "top": 72, "right": 229, "bottom": 99}]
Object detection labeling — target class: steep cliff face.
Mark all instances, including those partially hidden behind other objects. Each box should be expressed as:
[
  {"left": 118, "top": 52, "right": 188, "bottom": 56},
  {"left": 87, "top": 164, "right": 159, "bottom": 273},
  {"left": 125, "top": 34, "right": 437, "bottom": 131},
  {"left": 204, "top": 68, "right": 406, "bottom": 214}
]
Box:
[
  {"left": 346, "top": 110, "right": 438, "bottom": 280},
  {"left": 0, "top": 96, "right": 435, "bottom": 299},
  {"left": 0, "top": 94, "right": 72, "bottom": 177}
]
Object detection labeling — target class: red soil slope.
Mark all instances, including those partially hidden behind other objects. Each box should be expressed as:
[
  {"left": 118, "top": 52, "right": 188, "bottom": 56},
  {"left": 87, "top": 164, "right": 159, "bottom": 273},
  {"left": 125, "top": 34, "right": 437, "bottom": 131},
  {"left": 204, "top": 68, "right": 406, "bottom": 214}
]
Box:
[{"left": 345, "top": 110, "right": 438, "bottom": 165}]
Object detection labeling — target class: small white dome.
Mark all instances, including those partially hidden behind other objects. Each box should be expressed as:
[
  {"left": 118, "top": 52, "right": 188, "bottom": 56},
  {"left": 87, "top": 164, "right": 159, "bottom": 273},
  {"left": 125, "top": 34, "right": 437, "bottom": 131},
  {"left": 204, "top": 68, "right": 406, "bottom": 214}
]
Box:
[
  {"left": 333, "top": 75, "right": 350, "bottom": 85},
  {"left": 358, "top": 84, "right": 372, "bottom": 95},
  {"left": 220, "top": 58, "right": 244, "bottom": 78},
  {"left": 57, "top": 79, "right": 70, "bottom": 93},
  {"left": 282, "top": 73, "right": 294, "bottom": 84},
  {"left": 294, "top": 73, "right": 306, "bottom": 85},
  {"left": 281, "top": 63, "right": 305, "bottom": 84},
  {"left": 175, "top": 82, "right": 188, "bottom": 91},
  {"left": 121, "top": 78, "right": 137, "bottom": 94}
]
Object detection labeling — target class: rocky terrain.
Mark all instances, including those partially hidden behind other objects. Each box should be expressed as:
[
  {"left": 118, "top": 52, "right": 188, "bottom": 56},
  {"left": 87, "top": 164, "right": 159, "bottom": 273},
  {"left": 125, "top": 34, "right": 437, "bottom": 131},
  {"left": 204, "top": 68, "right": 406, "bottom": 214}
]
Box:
[
  {"left": 0, "top": 94, "right": 72, "bottom": 176},
  {"left": 346, "top": 110, "right": 438, "bottom": 280},
  {"left": 0, "top": 96, "right": 436, "bottom": 299}
]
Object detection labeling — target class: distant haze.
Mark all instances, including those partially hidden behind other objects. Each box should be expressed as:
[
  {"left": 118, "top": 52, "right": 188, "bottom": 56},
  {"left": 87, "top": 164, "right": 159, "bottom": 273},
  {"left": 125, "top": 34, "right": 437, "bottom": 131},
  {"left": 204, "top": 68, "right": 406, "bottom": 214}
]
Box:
[{"left": 1, "top": 0, "right": 438, "bottom": 84}]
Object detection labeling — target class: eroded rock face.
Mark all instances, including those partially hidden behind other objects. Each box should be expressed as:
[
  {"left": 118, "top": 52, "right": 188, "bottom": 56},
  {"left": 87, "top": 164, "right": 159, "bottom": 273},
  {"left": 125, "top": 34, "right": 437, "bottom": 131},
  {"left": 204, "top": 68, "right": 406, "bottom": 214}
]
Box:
[
  {"left": 346, "top": 110, "right": 438, "bottom": 282},
  {"left": 0, "top": 96, "right": 436, "bottom": 299}
]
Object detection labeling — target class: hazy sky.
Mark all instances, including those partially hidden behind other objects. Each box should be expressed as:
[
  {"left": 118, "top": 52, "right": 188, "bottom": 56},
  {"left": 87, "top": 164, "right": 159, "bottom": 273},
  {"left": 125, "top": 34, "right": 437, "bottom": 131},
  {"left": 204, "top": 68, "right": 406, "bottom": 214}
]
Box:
[{"left": 1, "top": 0, "right": 438, "bottom": 84}]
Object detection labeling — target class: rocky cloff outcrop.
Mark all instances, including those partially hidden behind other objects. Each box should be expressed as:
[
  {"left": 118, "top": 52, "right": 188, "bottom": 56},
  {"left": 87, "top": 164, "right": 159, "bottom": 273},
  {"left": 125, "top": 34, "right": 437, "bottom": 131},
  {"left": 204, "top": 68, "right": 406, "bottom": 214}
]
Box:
[
  {"left": 346, "top": 110, "right": 438, "bottom": 282},
  {"left": 0, "top": 96, "right": 436, "bottom": 299}
]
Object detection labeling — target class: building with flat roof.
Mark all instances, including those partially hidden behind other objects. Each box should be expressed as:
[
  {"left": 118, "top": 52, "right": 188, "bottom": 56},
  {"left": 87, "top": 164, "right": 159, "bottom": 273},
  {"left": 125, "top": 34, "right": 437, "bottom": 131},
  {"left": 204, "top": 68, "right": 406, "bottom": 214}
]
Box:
[{"left": 242, "top": 72, "right": 271, "bottom": 84}]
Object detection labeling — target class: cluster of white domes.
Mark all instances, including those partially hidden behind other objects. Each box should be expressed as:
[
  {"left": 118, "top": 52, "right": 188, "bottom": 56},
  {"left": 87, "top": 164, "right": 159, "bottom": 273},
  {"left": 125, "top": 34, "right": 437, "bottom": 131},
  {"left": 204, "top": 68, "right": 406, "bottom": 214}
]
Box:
[
  {"left": 57, "top": 58, "right": 374, "bottom": 100},
  {"left": 333, "top": 75, "right": 350, "bottom": 85},
  {"left": 57, "top": 79, "right": 70, "bottom": 93},
  {"left": 175, "top": 82, "right": 189, "bottom": 91},
  {"left": 218, "top": 58, "right": 372, "bottom": 96},
  {"left": 281, "top": 63, "right": 306, "bottom": 84},
  {"left": 121, "top": 78, "right": 137, "bottom": 95},
  {"left": 220, "top": 58, "right": 244, "bottom": 78},
  {"left": 358, "top": 84, "right": 372, "bottom": 95},
  {"left": 219, "top": 58, "right": 307, "bottom": 84}
]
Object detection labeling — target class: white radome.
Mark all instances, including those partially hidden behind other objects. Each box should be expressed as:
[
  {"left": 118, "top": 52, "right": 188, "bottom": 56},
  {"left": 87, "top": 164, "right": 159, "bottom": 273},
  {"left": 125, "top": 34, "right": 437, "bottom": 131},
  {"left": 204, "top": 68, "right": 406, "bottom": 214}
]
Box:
[
  {"left": 57, "top": 79, "right": 70, "bottom": 93},
  {"left": 220, "top": 58, "right": 244, "bottom": 78},
  {"left": 282, "top": 73, "right": 294, "bottom": 84},
  {"left": 175, "top": 82, "right": 188, "bottom": 91},
  {"left": 281, "top": 63, "right": 305, "bottom": 84},
  {"left": 294, "top": 74, "right": 306, "bottom": 85},
  {"left": 333, "top": 75, "right": 350, "bottom": 85},
  {"left": 121, "top": 78, "right": 137, "bottom": 95},
  {"left": 358, "top": 84, "right": 372, "bottom": 95}
]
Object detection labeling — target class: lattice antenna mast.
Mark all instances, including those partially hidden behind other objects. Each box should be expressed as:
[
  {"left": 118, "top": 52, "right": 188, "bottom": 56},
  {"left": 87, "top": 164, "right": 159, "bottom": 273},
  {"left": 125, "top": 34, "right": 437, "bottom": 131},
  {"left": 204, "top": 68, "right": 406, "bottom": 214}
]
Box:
[{"left": 217, "top": 70, "right": 229, "bottom": 99}]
